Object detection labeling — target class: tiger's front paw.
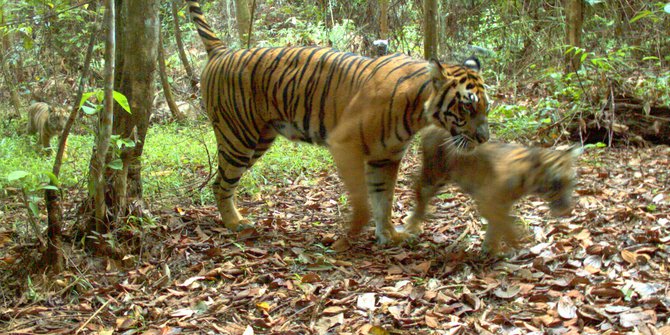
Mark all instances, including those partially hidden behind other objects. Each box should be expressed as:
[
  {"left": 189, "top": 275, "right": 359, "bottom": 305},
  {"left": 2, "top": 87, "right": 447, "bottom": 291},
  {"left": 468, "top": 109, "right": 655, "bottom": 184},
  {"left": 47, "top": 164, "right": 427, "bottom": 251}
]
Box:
[
  {"left": 224, "top": 218, "right": 254, "bottom": 232},
  {"left": 376, "top": 228, "right": 412, "bottom": 245},
  {"left": 402, "top": 214, "right": 424, "bottom": 236}
]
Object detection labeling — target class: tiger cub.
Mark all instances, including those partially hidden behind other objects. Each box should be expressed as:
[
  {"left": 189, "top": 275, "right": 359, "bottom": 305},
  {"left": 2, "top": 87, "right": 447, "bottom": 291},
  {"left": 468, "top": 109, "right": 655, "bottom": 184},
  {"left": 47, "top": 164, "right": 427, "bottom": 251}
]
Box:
[
  {"left": 405, "top": 126, "right": 580, "bottom": 253},
  {"left": 27, "top": 102, "right": 67, "bottom": 153}
]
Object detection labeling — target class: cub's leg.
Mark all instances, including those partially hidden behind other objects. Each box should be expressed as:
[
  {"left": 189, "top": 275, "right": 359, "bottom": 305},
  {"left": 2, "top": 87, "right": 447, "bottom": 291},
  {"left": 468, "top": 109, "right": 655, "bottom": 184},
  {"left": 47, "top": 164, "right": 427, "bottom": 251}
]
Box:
[
  {"left": 40, "top": 129, "right": 53, "bottom": 152},
  {"left": 478, "top": 202, "right": 520, "bottom": 254},
  {"left": 328, "top": 141, "right": 370, "bottom": 239},
  {"left": 366, "top": 159, "right": 409, "bottom": 244},
  {"left": 404, "top": 146, "right": 446, "bottom": 236},
  {"left": 405, "top": 182, "right": 442, "bottom": 236},
  {"left": 27, "top": 111, "right": 37, "bottom": 134}
]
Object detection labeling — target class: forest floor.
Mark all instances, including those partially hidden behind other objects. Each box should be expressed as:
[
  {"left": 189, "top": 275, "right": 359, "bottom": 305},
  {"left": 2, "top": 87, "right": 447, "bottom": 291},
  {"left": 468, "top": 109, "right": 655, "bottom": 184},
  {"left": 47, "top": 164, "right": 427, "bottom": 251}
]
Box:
[{"left": 1, "top": 144, "right": 670, "bottom": 335}]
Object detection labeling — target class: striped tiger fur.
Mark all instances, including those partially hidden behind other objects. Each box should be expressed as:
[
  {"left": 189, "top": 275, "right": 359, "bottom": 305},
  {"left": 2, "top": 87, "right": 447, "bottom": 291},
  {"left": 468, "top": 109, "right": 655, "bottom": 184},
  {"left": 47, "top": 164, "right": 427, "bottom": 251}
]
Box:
[
  {"left": 406, "top": 126, "right": 580, "bottom": 253},
  {"left": 187, "top": 0, "right": 491, "bottom": 244},
  {"left": 27, "top": 102, "right": 67, "bottom": 153}
]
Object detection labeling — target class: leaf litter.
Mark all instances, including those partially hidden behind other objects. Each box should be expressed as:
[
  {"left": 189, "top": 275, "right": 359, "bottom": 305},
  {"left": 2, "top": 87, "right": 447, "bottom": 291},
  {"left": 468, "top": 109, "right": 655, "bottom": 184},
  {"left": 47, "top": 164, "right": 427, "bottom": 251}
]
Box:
[{"left": 0, "top": 146, "right": 669, "bottom": 334}]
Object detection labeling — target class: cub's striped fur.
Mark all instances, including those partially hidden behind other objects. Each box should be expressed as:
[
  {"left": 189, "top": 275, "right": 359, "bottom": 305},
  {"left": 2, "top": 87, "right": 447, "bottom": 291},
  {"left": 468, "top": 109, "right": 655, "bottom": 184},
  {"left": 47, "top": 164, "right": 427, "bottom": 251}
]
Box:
[
  {"left": 187, "top": 0, "right": 490, "bottom": 243},
  {"left": 406, "top": 126, "right": 579, "bottom": 253},
  {"left": 27, "top": 102, "right": 67, "bottom": 153}
]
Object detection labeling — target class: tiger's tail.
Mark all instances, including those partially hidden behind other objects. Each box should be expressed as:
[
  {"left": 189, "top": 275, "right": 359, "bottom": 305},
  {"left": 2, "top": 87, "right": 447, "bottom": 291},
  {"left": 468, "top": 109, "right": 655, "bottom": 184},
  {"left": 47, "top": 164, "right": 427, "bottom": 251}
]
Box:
[{"left": 186, "top": 0, "right": 224, "bottom": 57}]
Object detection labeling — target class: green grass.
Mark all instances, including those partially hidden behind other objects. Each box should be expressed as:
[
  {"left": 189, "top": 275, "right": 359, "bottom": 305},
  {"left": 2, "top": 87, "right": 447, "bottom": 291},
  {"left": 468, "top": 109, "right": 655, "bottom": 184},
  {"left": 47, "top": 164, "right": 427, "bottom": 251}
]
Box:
[
  {"left": 0, "top": 119, "right": 93, "bottom": 191},
  {"left": 1, "top": 112, "right": 334, "bottom": 208}
]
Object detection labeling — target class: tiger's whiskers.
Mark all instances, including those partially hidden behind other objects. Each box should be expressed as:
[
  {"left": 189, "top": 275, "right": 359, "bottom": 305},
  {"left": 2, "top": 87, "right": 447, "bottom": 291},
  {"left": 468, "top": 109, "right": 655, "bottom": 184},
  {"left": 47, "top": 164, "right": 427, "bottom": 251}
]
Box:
[{"left": 440, "top": 134, "right": 471, "bottom": 155}]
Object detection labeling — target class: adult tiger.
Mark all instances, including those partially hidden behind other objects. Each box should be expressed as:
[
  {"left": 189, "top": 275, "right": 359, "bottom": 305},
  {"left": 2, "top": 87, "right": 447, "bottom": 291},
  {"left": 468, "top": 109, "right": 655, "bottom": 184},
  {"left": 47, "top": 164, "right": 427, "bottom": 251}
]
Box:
[{"left": 187, "top": 0, "right": 490, "bottom": 244}]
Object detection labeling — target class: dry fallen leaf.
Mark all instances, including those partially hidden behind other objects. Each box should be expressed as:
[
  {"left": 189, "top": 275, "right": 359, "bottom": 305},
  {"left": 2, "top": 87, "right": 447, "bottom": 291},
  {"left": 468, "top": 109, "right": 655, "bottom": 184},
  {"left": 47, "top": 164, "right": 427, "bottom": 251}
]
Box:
[
  {"left": 619, "top": 310, "right": 656, "bottom": 328},
  {"left": 387, "top": 305, "right": 403, "bottom": 320},
  {"left": 170, "top": 308, "right": 195, "bottom": 318},
  {"left": 115, "top": 317, "right": 137, "bottom": 330},
  {"left": 621, "top": 250, "right": 638, "bottom": 265},
  {"left": 493, "top": 285, "right": 521, "bottom": 299},
  {"left": 425, "top": 313, "right": 440, "bottom": 329},
  {"left": 557, "top": 296, "right": 577, "bottom": 319},
  {"left": 368, "top": 325, "right": 391, "bottom": 335},
  {"left": 323, "top": 306, "right": 348, "bottom": 315},
  {"left": 631, "top": 281, "right": 660, "bottom": 298},
  {"left": 301, "top": 272, "right": 321, "bottom": 283},
  {"left": 178, "top": 276, "right": 205, "bottom": 288},
  {"left": 4, "top": 137, "right": 670, "bottom": 335},
  {"left": 256, "top": 301, "right": 271, "bottom": 312},
  {"left": 357, "top": 293, "right": 377, "bottom": 311},
  {"left": 314, "top": 313, "right": 344, "bottom": 334},
  {"left": 590, "top": 287, "right": 624, "bottom": 299}
]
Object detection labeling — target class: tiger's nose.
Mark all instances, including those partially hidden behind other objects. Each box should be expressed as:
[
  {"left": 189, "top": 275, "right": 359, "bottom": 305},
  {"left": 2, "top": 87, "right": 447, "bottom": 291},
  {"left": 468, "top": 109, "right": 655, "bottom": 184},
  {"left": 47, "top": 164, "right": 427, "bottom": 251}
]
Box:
[{"left": 475, "top": 123, "right": 489, "bottom": 143}]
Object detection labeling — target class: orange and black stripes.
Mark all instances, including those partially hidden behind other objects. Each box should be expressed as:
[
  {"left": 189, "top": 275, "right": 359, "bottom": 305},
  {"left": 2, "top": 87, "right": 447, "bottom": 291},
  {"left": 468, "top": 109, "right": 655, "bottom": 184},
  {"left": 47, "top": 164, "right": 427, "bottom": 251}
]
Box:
[
  {"left": 186, "top": 0, "right": 491, "bottom": 241},
  {"left": 199, "top": 45, "right": 438, "bottom": 149}
]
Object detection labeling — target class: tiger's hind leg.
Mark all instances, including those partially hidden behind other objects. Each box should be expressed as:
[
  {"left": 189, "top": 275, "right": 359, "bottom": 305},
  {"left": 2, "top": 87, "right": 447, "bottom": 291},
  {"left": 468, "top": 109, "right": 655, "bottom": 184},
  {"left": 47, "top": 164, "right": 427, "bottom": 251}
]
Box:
[
  {"left": 367, "top": 159, "right": 410, "bottom": 244},
  {"left": 247, "top": 127, "right": 277, "bottom": 170}
]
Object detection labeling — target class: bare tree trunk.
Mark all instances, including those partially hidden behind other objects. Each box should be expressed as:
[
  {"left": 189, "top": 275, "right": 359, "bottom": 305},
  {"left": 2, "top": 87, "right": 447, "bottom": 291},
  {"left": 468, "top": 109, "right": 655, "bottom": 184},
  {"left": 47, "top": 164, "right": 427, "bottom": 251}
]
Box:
[
  {"left": 379, "top": 0, "right": 389, "bottom": 39},
  {"left": 171, "top": 0, "right": 197, "bottom": 91},
  {"left": 91, "top": 0, "right": 116, "bottom": 232},
  {"left": 158, "top": 22, "right": 186, "bottom": 122},
  {"left": 110, "top": 0, "right": 160, "bottom": 215},
  {"left": 235, "top": 0, "right": 251, "bottom": 45},
  {"left": 564, "top": 0, "right": 583, "bottom": 72},
  {"left": 0, "top": 57, "right": 21, "bottom": 114},
  {"left": 0, "top": 5, "right": 22, "bottom": 115},
  {"left": 42, "top": 12, "right": 99, "bottom": 270},
  {"left": 423, "top": 0, "right": 437, "bottom": 60}
]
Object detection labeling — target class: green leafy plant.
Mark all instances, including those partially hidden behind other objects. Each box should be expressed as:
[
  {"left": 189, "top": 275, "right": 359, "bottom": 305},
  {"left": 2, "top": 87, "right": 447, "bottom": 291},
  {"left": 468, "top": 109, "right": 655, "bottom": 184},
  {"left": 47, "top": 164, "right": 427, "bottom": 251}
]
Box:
[
  {"left": 79, "top": 90, "right": 135, "bottom": 172},
  {"left": 5, "top": 169, "right": 59, "bottom": 243}
]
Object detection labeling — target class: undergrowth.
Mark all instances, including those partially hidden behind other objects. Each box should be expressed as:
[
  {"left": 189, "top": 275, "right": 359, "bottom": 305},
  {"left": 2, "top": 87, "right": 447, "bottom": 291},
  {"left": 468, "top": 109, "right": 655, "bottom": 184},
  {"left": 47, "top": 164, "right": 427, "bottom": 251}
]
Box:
[{"left": 0, "top": 110, "right": 334, "bottom": 230}]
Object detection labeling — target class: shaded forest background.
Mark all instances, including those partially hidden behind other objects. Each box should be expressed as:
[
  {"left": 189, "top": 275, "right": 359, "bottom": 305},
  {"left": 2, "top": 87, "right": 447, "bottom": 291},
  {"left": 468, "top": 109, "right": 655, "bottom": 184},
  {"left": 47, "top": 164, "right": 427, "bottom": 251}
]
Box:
[{"left": 2, "top": 0, "right": 668, "bottom": 146}]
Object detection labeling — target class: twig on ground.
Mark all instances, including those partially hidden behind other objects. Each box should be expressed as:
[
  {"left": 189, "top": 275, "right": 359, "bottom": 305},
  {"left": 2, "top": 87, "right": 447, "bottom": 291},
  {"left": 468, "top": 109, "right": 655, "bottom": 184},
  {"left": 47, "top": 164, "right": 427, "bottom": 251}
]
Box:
[{"left": 75, "top": 298, "right": 111, "bottom": 334}]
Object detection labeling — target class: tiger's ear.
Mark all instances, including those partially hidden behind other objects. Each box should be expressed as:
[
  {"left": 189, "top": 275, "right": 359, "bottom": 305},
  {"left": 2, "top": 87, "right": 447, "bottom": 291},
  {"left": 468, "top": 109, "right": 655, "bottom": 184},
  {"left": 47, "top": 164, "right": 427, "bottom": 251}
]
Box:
[
  {"left": 463, "top": 56, "right": 481, "bottom": 73},
  {"left": 428, "top": 58, "right": 447, "bottom": 88}
]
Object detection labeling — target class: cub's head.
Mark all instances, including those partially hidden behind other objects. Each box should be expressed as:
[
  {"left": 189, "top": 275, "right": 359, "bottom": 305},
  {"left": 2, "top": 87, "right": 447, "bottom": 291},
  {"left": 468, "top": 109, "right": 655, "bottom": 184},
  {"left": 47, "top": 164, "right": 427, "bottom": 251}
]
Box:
[
  {"left": 424, "top": 57, "right": 489, "bottom": 151},
  {"left": 48, "top": 106, "right": 67, "bottom": 132},
  {"left": 535, "top": 147, "right": 581, "bottom": 217}
]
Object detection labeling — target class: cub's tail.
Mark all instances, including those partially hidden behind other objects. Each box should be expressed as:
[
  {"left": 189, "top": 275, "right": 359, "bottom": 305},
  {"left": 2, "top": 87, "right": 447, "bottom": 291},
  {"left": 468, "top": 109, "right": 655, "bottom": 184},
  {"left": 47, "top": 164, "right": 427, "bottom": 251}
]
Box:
[{"left": 186, "top": 0, "right": 224, "bottom": 57}]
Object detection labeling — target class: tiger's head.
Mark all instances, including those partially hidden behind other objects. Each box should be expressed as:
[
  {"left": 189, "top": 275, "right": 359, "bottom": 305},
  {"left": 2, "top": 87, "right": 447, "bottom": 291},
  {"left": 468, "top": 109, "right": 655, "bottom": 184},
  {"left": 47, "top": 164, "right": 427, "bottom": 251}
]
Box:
[
  {"left": 534, "top": 146, "right": 582, "bottom": 217},
  {"left": 424, "top": 57, "right": 489, "bottom": 151},
  {"left": 48, "top": 106, "right": 67, "bottom": 132}
]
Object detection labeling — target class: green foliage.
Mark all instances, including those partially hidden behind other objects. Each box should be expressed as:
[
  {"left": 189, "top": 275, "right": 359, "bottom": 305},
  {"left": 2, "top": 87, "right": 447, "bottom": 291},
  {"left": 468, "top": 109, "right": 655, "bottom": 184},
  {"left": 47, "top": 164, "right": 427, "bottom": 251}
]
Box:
[
  {"left": 1, "top": 1, "right": 98, "bottom": 96},
  {"left": 489, "top": 105, "right": 538, "bottom": 141},
  {"left": 239, "top": 137, "right": 333, "bottom": 196},
  {"left": 1, "top": 111, "right": 335, "bottom": 234},
  {"left": 629, "top": 2, "right": 670, "bottom": 23},
  {"left": 80, "top": 90, "right": 132, "bottom": 115},
  {"left": 498, "top": 36, "right": 670, "bottom": 142},
  {"left": 258, "top": 16, "right": 361, "bottom": 52}
]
